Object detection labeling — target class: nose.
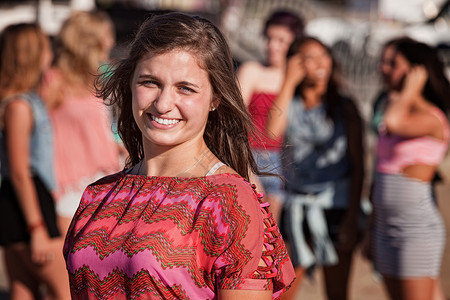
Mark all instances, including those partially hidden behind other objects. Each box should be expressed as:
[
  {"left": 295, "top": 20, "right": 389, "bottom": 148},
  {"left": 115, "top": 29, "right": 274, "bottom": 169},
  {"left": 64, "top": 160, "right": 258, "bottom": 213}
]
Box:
[
  {"left": 153, "top": 87, "right": 176, "bottom": 114},
  {"left": 380, "top": 62, "right": 390, "bottom": 75}
]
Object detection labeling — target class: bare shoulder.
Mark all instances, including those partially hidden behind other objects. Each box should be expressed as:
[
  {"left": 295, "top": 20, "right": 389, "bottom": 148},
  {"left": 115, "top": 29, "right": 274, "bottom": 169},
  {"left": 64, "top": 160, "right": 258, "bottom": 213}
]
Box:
[
  {"left": 214, "top": 164, "right": 239, "bottom": 176},
  {"left": 426, "top": 105, "right": 448, "bottom": 139},
  {"left": 4, "top": 97, "right": 32, "bottom": 114},
  {"left": 2, "top": 97, "right": 33, "bottom": 133},
  {"left": 237, "top": 61, "right": 265, "bottom": 77}
]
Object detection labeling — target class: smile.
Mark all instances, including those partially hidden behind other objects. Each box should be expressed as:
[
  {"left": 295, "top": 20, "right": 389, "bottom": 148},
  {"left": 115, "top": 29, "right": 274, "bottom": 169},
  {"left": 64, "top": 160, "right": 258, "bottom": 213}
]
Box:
[
  {"left": 316, "top": 69, "right": 327, "bottom": 78},
  {"left": 150, "top": 114, "right": 180, "bottom": 125}
]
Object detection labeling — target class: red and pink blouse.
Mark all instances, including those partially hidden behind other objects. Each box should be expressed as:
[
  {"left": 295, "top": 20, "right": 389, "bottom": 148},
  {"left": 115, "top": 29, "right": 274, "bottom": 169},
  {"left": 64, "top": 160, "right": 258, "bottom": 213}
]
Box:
[{"left": 64, "top": 170, "right": 295, "bottom": 299}]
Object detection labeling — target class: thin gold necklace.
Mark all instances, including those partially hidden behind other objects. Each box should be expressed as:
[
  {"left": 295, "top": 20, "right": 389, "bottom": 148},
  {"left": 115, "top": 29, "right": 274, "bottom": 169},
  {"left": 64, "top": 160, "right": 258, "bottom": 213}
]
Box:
[{"left": 178, "top": 150, "right": 209, "bottom": 176}]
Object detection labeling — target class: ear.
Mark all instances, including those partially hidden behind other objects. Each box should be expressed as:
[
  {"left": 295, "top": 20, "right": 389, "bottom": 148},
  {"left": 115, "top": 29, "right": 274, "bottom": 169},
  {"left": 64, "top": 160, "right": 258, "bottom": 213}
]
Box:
[{"left": 210, "top": 97, "right": 220, "bottom": 112}]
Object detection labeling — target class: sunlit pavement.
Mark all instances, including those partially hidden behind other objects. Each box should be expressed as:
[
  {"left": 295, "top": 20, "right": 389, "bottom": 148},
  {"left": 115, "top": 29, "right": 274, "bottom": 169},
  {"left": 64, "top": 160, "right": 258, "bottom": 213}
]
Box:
[{"left": 297, "top": 248, "right": 386, "bottom": 300}]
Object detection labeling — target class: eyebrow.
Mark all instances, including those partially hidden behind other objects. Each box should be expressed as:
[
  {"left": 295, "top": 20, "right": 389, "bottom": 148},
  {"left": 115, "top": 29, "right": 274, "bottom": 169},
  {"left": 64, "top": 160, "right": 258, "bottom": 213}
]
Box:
[
  {"left": 137, "top": 74, "right": 156, "bottom": 80},
  {"left": 178, "top": 81, "right": 201, "bottom": 89}
]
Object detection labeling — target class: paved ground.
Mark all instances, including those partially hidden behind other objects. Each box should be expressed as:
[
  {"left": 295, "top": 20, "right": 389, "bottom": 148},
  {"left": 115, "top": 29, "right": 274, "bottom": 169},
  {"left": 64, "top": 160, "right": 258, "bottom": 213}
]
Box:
[
  {"left": 297, "top": 249, "right": 387, "bottom": 299},
  {"left": 0, "top": 183, "right": 448, "bottom": 300}
]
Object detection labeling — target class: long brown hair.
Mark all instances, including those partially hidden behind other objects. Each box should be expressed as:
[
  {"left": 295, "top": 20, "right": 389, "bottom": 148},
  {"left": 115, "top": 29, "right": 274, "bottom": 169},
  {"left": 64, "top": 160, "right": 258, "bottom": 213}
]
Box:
[
  {"left": 98, "top": 12, "right": 260, "bottom": 180},
  {"left": 0, "top": 23, "right": 48, "bottom": 100},
  {"left": 394, "top": 39, "right": 450, "bottom": 114}
]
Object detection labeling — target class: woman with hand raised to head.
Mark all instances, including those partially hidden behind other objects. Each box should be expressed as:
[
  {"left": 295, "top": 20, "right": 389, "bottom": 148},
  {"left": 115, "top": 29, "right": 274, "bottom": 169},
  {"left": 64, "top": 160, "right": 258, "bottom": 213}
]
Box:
[
  {"left": 371, "top": 39, "right": 450, "bottom": 300},
  {"left": 266, "top": 37, "right": 364, "bottom": 300},
  {"left": 63, "top": 12, "right": 295, "bottom": 300}
]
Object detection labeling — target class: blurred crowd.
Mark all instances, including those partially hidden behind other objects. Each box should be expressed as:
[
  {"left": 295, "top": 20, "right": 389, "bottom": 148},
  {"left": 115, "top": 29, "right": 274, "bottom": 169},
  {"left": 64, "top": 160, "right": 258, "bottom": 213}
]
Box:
[{"left": 0, "top": 5, "right": 449, "bottom": 300}]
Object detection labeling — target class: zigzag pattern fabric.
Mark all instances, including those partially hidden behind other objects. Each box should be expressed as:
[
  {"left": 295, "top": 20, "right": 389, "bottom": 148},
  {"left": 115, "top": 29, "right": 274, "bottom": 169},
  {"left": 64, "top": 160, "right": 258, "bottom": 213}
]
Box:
[{"left": 64, "top": 171, "right": 295, "bottom": 299}]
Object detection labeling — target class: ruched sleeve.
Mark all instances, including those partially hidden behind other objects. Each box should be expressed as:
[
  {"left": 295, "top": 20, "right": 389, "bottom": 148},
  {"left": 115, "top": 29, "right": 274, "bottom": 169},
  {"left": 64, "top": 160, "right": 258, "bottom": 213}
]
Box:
[{"left": 212, "top": 178, "right": 296, "bottom": 299}]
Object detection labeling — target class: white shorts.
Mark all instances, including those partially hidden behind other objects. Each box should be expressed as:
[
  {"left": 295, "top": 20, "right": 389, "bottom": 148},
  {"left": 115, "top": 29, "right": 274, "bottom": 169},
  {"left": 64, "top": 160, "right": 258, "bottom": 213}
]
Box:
[{"left": 56, "top": 172, "right": 106, "bottom": 218}]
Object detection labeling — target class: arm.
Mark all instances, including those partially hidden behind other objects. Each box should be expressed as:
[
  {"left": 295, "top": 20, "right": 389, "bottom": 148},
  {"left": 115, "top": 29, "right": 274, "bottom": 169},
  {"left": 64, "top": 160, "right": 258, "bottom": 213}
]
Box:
[
  {"left": 266, "top": 53, "right": 305, "bottom": 139},
  {"left": 338, "top": 99, "right": 365, "bottom": 252},
  {"left": 218, "top": 289, "right": 272, "bottom": 300},
  {"left": 4, "top": 99, "right": 53, "bottom": 264},
  {"left": 214, "top": 180, "right": 295, "bottom": 298},
  {"left": 384, "top": 66, "right": 440, "bottom": 138}
]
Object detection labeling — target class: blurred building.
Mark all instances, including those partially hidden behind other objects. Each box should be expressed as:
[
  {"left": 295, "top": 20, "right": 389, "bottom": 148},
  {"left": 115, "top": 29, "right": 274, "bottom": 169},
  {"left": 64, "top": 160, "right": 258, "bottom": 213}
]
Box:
[
  {"left": 0, "top": 0, "right": 96, "bottom": 34},
  {"left": 0, "top": 0, "right": 448, "bottom": 115}
]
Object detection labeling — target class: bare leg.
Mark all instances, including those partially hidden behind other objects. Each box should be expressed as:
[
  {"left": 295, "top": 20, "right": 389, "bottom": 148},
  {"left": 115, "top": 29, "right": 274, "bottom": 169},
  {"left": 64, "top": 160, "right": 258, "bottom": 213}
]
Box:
[
  {"left": 265, "top": 194, "right": 283, "bottom": 225},
  {"left": 5, "top": 240, "right": 71, "bottom": 300},
  {"left": 5, "top": 244, "right": 41, "bottom": 300},
  {"left": 57, "top": 216, "right": 73, "bottom": 239},
  {"left": 281, "top": 267, "right": 306, "bottom": 300},
  {"left": 36, "top": 237, "right": 71, "bottom": 300},
  {"left": 383, "top": 275, "right": 435, "bottom": 300},
  {"left": 432, "top": 279, "right": 445, "bottom": 300},
  {"left": 322, "top": 249, "right": 354, "bottom": 300}
]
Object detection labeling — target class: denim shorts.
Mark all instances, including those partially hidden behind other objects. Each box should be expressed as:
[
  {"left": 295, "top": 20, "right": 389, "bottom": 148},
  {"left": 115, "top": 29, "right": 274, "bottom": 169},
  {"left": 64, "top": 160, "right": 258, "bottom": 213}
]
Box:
[{"left": 252, "top": 149, "right": 284, "bottom": 197}]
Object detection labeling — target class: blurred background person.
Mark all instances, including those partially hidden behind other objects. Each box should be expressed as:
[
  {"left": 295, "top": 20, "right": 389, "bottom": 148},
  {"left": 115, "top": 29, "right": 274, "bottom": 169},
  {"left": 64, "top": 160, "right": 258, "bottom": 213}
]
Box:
[
  {"left": 267, "top": 36, "right": 364, "bottom": 300},
  {"left": 0, "top": 23, "right": 70, "bottom": 300},
  {"left": 371, "top": 38, "right": 409, "bottom": 134},
  {"left": 372, "top": 38, "right": 450, "bottom": 300},
  {"left": 363, "top": 36, "right": 414, "bottom": 261},
  {"left": 237, "top": 10, "right": 304, "bottom": 224},
  {"left": 41, "top": 10, "right": 122, "bottom": 234}
]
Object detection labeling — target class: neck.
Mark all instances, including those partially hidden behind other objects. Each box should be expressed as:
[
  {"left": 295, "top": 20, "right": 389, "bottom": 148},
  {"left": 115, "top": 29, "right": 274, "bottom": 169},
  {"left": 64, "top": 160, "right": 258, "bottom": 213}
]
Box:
[
  {"left": 302, "top": 81, "right": 328, "bottom": 109},
  {"left": 303, "top": 90, "right": 324, "bottom": 109},
  {"left": 141, "top": 140, "right": 211, "bottom": 177}
]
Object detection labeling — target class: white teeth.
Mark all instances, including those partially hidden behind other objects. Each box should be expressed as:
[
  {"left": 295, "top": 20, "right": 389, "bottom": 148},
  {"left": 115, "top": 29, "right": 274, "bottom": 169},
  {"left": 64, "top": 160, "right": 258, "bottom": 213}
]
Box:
[
  {"left": 316, "top": 69, "right": 326, "bottom": 78},
  {"left": 150, "top": 115, "right": 180, "bottom": 125}
]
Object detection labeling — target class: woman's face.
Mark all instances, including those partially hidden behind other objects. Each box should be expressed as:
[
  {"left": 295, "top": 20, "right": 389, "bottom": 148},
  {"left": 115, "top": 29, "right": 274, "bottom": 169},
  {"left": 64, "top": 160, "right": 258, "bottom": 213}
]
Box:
[
  {"left": 379, "top": 44, "right": 396, "bottom": 88},
  {"left": 299, "top": 41, "right": 332, "bottom": 85},
  {"left": 390, "top": 52, "right": 411, "bottom": 91},
  {"left": 131, "top": 49, "right": 215, "bottom": 150},
  {"left": 265, "top": 25, "right": 295, "bottom": 67}
]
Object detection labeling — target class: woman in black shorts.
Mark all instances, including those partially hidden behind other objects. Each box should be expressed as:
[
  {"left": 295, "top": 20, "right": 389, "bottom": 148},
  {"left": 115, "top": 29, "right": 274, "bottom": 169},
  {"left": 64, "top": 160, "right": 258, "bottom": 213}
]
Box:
[{"left": 0, "top": 23, "right": 70, "bottom": 299}]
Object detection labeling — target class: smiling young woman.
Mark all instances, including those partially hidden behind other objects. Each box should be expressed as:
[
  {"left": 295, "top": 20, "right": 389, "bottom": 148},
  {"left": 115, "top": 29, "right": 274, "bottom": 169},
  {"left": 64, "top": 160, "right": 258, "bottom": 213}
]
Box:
[{"left": 63, "top": 12, "right": 296, "bottom": 300}]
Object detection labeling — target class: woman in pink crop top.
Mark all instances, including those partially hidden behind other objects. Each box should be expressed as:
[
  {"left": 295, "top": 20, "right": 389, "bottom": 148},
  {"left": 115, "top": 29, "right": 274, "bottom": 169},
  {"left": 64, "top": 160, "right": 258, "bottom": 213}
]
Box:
[
  {"left": 237, "top": 10, "right": 304, "bottom": 224},
  {"left": 369, "top": 39, "right": 450, "bottom": 300}
]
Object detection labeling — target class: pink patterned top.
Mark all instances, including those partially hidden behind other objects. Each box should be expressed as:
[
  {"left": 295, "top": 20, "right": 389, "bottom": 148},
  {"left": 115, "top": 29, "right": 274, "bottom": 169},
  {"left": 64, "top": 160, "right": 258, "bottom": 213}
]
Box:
[{"left": 63, "top": 170, "right": 295, "bottom": 299}]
